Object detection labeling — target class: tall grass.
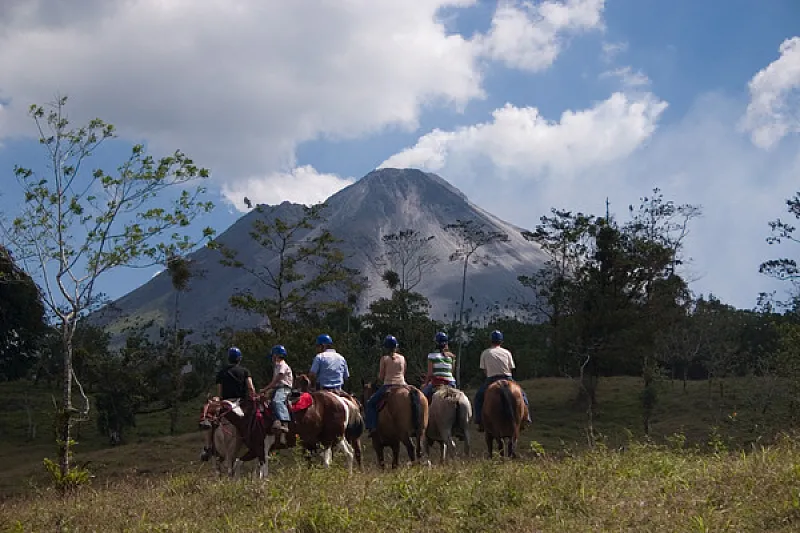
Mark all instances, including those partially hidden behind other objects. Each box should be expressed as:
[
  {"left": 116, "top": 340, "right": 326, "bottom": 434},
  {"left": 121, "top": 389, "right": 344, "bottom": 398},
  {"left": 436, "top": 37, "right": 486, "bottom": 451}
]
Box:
[{"left": 3, "top": 435, "right": 800, "bottom": 532}]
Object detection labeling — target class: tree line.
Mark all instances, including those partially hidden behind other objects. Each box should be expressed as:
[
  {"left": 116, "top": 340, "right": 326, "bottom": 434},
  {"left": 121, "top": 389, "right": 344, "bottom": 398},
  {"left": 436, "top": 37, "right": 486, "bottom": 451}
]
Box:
[{"left": 2, "top": 98, "right": 800, "bottom": 489}]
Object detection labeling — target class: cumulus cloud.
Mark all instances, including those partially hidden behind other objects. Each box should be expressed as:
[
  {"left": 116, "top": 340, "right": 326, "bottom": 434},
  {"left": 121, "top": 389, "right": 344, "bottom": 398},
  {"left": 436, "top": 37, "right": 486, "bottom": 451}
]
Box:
[
  {"left": 380, "top": 91, "right": 667, "bottom": 176},
  {"left": 379, "top": 85, "right": 800, "bottom": 308},
  {"left": 740, "top": 36, "right": 800, "bottom": 149},
  {"left": 477, "top": 0, "right": 605, "bottom": 72},
  {"left": 0, "top": 0, "right": 604, "bottom": 205},
  {"left": 221, "top": 166, "right": 354, "bottom": 212}
]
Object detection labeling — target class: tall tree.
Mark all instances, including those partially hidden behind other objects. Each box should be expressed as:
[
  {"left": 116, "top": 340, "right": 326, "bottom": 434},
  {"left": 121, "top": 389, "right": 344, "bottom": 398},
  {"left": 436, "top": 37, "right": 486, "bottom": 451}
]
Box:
[
  {"left": 0, "top": 245, "right": 48, "bottom": 380},
  {"left": 444, "top": 219, "right": 509, "bottom": 384},
  {"left": 1, "top": 97, "right": 215, "bottom": 486},
  {"left": 760, "top": 190, "right": 800, "bottom": 306},
  {"left": 214, "top": 203, "right": 364, "bottom": 337}
]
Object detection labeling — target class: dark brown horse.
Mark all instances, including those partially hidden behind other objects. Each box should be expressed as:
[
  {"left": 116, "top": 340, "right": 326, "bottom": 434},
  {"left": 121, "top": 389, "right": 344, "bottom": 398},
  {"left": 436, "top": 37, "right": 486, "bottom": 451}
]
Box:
[
  {"left": 362, "top": 380, "right": 429, "bottom": 469},
  {"left": 482, "top": 379, "right": 527, "bottom": 458},
  {"left": 289, "top": 374, "right": 364, "bottom": 472}
]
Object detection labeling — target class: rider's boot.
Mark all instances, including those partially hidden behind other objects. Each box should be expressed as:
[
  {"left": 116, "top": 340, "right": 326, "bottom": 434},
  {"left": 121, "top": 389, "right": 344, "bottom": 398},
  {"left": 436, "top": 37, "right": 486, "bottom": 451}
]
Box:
[
  {"left": 200, "top": 446, "right": 213, "bottom": 461},
  {"left": 272, "top": 419, "right": 290, "bottom": 433}
]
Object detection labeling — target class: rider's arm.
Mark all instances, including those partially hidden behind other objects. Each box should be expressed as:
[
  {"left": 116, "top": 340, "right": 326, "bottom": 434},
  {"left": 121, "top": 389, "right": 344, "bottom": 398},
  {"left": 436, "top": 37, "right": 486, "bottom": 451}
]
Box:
[
  {"left": 308, "top": 355, "right": 320, "bottom": 385},
  {"left": 423, "top": 359, "right": 433, "bottom": 385},
  {"left": 246, "top": 377, "right": 256, "bottom": 396},
  {"left": 377, "top": 356, "right": 386, "bottom": 383}
]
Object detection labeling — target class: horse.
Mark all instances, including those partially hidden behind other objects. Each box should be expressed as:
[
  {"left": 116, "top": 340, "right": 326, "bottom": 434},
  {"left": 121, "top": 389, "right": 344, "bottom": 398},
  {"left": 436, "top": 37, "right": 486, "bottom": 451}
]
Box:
[
  {"left": 288, "top": 374, "right": 363, "bottom": 472},
  {"left": 198, "top": 397, "right": 272, "bottom": 478},
  {"left": 362, "top": 379, "right": 429, "bottom": 469},
  {"left": 425, "top": 385, "right": 472, "bottom": 464},
  {"left": 482, "top": 379, "right": 527, "bottom": 459}
]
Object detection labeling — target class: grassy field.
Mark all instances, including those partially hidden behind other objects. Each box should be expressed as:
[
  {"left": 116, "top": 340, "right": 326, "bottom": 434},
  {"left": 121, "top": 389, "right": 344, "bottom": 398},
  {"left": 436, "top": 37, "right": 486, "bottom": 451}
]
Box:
[
  {"left": 0, "top": 375, "right": 797, "bottom": 530},
  {"left": 2, "top": 437, "right": 800, "bottom": 532}
]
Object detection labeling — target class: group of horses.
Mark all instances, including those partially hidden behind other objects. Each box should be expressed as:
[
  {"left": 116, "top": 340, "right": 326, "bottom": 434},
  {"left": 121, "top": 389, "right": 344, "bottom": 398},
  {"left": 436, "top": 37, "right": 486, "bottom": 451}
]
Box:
[{"left": 198, "top": 374, "right": 529, "bottom": 479}]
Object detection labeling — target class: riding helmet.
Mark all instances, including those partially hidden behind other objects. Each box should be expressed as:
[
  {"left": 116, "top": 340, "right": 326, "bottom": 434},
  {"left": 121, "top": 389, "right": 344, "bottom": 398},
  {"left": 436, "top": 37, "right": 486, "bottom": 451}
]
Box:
[
  {"left": 316, "top": 333, "right": 334, "bottom": 346},
  {"left": 383, "top": 335, "right": 398, "bottom": 350},
  {"left": 228, "top": 346, "right": 243, "bottom": 361},
  {"left": 491, "top": 330, "right": 504, "bottom": 343},
  {"left": 435, "top": 332, "right": 449, "bottom": 345},
  {"left": 271, "top": 344, "right": 288, "bottom": 357}
]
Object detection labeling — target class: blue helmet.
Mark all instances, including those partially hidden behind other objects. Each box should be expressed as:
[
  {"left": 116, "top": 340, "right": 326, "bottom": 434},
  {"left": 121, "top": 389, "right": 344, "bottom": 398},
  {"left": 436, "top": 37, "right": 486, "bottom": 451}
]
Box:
[
  {"left": 435, "top": 332, "right": 449, "bottom": 346},
  {"left": 271, "top": 345, "right": 287, "bottom": 357},
  {"left": 316, "top": 333, "right": 333, "bottom": 346},
  {"left": 383, "top": 335, "right": 398, "bottom": 350},
  {"left": 228, "top": 346, "right": 242, "bottom": 362},
  {"left": 491, "top": 330, "right": 504, "bottom": 343}
]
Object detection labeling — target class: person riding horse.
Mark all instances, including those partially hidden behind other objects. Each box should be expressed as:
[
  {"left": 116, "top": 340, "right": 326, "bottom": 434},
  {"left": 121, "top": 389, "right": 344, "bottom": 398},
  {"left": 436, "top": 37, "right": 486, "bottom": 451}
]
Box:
[
  {"left": 200, "top": 346, "right": 256, "bottom": 461},
  {"left": 262, "top": 345, "right": 293, "bottom": 436},
  {"left": 421, "top": 331, "right": 457, "bottom": 403},
  {"left": 309, "top": 333, "right": 352, "bottom": 396},
  {"left": 473, "top": 330, "right": 532, "bottom": 433},
  {"left": 364, "top": 335, "right": 407, "bottom": 436}
]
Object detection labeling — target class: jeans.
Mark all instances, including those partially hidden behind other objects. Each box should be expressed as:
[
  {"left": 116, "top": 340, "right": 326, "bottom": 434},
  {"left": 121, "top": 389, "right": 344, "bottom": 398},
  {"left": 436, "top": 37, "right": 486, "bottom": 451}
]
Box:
[
  {"left": 422, "top": 380, "right": 456, "bottom": 402},
  {"left": 473, "top": 375, "right": 531, "bottom": 424},
  {"left": 271, "top": 387, "right": 291, "bottom": 422},
  {"left": 365, "top": 385, "right": 394, "bottom": 430}
]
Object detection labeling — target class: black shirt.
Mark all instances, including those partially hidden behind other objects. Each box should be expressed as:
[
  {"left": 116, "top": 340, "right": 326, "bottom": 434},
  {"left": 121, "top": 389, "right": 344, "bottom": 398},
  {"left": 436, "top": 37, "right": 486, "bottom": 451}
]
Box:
[{"left": 215, "top": 363, "right": 251, "bottom": 400}]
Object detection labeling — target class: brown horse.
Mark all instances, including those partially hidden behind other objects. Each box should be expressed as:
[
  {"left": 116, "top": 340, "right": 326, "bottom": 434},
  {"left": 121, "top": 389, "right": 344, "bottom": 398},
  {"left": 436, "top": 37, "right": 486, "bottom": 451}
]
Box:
[
  {"left": 482, "top": 379, "right": 527, "bottom": 459},
  {"left": 288, "top": 374, "right": 363, "bottom": 472},
  {"left": 362, "top": 380, "right": 429, "bottom": 469}
]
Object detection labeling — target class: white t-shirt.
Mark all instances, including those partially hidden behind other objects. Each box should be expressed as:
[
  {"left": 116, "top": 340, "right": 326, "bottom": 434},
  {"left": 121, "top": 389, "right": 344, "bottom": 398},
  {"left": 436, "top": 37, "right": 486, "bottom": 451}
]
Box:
[{"left": 479, "top": 346, "right": 515, "bottom": 377}]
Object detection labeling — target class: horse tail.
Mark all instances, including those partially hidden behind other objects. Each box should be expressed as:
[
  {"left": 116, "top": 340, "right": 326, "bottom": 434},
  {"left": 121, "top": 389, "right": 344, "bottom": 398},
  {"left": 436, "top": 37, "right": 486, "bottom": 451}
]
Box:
[
  {"left": 499, "top": 381, "right": 518, "bottom": 426},
  {"left": 346, "top": 401, "right": 365, "bottom": 439},
  {"left": 409, "top": 388, "right": 421, "bottom": 434}
]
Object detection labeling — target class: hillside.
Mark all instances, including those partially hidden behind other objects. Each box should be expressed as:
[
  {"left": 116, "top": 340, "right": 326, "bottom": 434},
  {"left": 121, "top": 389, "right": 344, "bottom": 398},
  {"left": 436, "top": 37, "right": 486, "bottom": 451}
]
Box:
[{"left": 92, "top": 168, "right": 548, "bottom": 341}]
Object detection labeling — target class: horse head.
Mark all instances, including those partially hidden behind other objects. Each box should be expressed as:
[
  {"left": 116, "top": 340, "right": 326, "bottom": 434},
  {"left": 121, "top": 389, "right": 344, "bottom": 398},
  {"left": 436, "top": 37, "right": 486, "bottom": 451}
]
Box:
[{"left": 295, "top": 374, "right": 312, "bottom": 392}]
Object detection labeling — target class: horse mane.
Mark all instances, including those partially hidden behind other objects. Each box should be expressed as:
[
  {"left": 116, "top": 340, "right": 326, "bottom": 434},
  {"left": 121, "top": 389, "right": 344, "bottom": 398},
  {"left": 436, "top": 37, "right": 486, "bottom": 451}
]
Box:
[{"left": 295, "top": 373, "right": 312, "bottom": 392}]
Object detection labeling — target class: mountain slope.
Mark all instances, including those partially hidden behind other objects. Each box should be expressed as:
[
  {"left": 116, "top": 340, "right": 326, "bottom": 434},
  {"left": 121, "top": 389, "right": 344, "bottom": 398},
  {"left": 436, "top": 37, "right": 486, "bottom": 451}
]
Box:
[{"left": 95, "top": 168, "right": 547, "bottom": 339}]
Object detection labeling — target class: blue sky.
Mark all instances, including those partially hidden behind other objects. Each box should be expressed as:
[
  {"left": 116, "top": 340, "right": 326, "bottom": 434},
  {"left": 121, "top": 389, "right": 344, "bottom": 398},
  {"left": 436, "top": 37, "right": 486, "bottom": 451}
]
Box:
[{"left": 0, "top": 0, "right": 799, "bottom": 311}]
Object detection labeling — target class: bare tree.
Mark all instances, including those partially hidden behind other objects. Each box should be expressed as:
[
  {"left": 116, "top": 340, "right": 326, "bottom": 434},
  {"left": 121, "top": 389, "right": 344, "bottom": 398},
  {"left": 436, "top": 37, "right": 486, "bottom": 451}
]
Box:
[{"left": 444, "top": 219, "right": 509, "bottom": 384}]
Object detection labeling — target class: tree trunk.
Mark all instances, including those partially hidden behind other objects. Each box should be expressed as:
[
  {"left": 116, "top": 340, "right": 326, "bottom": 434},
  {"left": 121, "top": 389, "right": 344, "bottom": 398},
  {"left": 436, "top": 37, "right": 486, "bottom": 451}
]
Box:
[
  {"left": 455, "top": 257, "right": 468, "bottom": 386},
  {"left": 59, "top": 321, "right": 74, "bottom": 479}
]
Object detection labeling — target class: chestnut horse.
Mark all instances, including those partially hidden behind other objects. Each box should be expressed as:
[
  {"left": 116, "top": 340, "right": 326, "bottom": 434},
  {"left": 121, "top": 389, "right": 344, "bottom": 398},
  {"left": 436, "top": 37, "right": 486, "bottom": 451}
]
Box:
[
  {"left": 425, "top": 386, "right": 472, "bottom": 463},
  {"left": 362, "top": 380, "right": 429, "bottom": 469},
  {"left": 482, "top": 379, "right": 527, "bottom": 458},
  {"left": 289, "top": 374, "right": 363, "bottom": 472}
]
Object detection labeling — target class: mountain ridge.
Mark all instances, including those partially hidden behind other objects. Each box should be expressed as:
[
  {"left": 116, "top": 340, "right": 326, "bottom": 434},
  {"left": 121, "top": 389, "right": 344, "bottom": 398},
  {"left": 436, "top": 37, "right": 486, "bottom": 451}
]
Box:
[{"left": 94, "top": 168, "right": 547, "bottom": 341}]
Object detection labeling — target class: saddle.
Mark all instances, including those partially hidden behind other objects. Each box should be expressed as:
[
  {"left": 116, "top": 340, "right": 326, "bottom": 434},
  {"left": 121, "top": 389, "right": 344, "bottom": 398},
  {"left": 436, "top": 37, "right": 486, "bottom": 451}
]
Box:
[{"left": 376, "top": 384, "right": 412, "bottom": 412}]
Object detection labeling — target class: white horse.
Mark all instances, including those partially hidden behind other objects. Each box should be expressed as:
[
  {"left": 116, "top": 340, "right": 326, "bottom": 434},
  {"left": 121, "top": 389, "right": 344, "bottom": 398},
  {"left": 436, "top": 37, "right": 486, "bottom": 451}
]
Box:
[
  {"left": 203, "top": 399, "right": 274, "bottom": 479},
  {"left": 425, "top": 386, "right": 472, "bottom": 464}
]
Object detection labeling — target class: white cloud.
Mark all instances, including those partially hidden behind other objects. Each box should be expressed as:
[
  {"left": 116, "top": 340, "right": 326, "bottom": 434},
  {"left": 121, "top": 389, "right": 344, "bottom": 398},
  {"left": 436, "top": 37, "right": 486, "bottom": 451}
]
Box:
[
  {"left": 380, "top": 91, "right": 667, "bottom": 176},
  {"left": 0, "top": 0, "right": 603, "bottom": 203},
  {"left": 381, "top": 89, "right": 800, "bottom": 309},
  {"left": 221, "top": 166, "right": 354, "bottom": 212},
  {"left": 601, "top": 41, "right": 628, "bottom": 63},
  {"left": 740, "top": 36, "right": 800, "bottom": 149},
  {"left": 601, "top": 66, "right": 651, "bottom": 89},
  {"left": 477, "top": 0, "right": 605, "bottom": 72}
]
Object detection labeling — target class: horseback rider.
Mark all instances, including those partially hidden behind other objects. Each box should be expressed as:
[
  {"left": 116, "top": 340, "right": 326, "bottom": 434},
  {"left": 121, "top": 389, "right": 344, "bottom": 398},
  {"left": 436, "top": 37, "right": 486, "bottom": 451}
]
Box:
[
  {"left": 309, "top": 333, "right": 351, "bottom": 395},
  {"left": 262, "top": 344, "right": 293, "bottom": 435},
  {"left": 421, "top": 331, "right": 457, "bottom": 403},
  {"left": 473, "top": 330, "right": 532, "bottom": 432},
  {"left": 364, "top": 335, "right": 407, "bottom": 436},
  {"left": 200, "top": 346, "right": 256, "bottom": 461}
]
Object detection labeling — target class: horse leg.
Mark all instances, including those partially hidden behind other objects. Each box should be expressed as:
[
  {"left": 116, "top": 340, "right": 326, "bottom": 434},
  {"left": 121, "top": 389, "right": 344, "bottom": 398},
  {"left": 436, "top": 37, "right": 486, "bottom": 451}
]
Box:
[
  {"left": 372, "top": 436, "right": 386, "bottom": 469},
  {"left": 485, "top": 432, "right": 494, "bottom": 459},
  {"left": 402, "top": 436, "right": 416, "bottom": 465},
  {"left": 391, "top": 442, "right": 401, "bottom": 469},
  {"left": 337, "top": 437, "right": 355, "bottom": 474},
  {"left": 321, "top": 446, "right": 333, "bottom": 468},
  {"left": 259, "top": 434, "right": 275, "bottom": 479}
]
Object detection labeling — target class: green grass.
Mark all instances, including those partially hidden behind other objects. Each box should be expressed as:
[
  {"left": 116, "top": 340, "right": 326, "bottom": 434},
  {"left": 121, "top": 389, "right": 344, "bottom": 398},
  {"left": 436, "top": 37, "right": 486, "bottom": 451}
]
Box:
[
  {"left": 3, "top": 437, "right": 800, "bottom": 532},
  {"left": 0, "top": 375, "right": 794, "bottom": 502}
]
